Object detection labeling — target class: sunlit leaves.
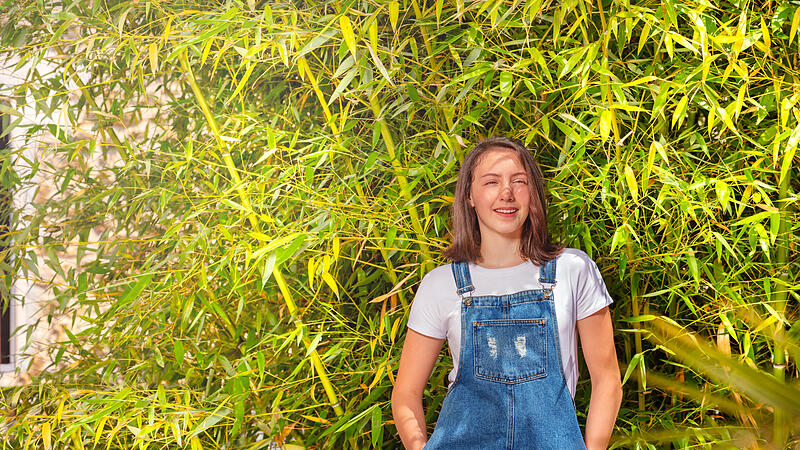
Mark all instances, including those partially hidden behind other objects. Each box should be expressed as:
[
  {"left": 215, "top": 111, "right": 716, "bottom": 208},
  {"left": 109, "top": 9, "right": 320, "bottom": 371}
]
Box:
[{"left": 0, "top": 0, "right": 798, "bottom": 448}]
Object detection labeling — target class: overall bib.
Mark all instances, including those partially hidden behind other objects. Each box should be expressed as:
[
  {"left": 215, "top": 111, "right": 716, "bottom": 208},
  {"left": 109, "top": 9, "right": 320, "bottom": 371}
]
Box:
[{"left": 424, "top": 257, "right": 586, "bottom": 450}]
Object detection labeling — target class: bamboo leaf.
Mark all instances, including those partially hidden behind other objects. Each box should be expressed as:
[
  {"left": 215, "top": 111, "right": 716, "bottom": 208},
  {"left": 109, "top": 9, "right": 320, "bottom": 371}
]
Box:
[
  {"left": 791, "top": 7, "right": 800, "bottom": 45},
  {"left": 371, "top": 406, "right": 382, "bottom": 446},
  {"left": 321, "top": 272, "right": 339, "bottom": 298},
  {"left": 188, "top": 408, "right": 231, "bottom": 439},
  {"left": 622, "top": 353, "right": 643, "bottom": 386},
  {"left": 599, "top": 109, "right": 612, "bottom": 140},
  {"left": 672, "top": 95, "right": 688, "bottom": 128},
  {"left": 624, "top": 165, "right": 639, "bottom": 202},
  {"left": 148, "top": 43, "right": 158, "bottom": 73},
  {"left": 389, "top": 1, "right": 399, "bottom": 31},
  {"left": 780, "top": 123, "right": 800, "bottom": 185},
  {"left": 366, "top": 42, "right": 393, "bottom": 86},
  {"left": 228, "top": 62, "right": 256, "bottom": 102},
  {"left": 340, "top": 16, "right": 357, "bottom": 59}
]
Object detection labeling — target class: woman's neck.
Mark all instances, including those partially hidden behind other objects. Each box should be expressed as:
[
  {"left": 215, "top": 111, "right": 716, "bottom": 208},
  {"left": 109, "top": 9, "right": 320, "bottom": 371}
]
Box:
[{"left": 477, "top": 235, "right": 525, "bottom": 269}]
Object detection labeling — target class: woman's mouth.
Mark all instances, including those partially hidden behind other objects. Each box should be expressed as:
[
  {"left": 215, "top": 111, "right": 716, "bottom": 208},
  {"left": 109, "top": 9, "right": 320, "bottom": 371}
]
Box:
[{"left": 494, "top": 208, "right": 518, "bottom": 218}]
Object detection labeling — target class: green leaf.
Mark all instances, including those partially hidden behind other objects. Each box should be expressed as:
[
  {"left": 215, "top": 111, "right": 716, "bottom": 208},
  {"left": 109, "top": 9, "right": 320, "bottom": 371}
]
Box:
[
  {"left": 188, "top": 408, "right": 232, "bottom": 439},
  {"left": 371, "top": 406, "right": 382, "bottom": 446},
  {"left": 121, "top": 273, "right": 154, "bottom": 305},
  {"left": 174, "top": 340, "right": 185, "bottom": 366},
  {"left": 622, "top": 353, "right": 643, "bottom": 386}
]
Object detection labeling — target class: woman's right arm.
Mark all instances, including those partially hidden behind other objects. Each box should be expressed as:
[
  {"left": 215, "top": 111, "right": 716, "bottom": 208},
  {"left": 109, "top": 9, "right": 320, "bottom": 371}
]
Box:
[{"left": 392, "top": 329, "right": 445, "bottom": 450}]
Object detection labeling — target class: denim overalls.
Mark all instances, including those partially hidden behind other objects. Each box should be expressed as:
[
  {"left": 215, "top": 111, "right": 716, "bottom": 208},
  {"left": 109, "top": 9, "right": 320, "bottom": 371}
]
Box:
[{"left": 425, "top": 257, "right": 586, "bottom": 449}]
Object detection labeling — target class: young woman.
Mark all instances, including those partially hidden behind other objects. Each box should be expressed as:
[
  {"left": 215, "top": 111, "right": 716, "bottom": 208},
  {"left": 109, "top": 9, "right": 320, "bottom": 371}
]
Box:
[{"left": 392, "top": 137, "right": 622, "bottom": 449}]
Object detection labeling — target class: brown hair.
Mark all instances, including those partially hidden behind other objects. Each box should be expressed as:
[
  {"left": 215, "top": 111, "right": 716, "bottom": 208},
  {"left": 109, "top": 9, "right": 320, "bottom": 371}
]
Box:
[{"left": 442, "top": 136, "right": 564, "bottom": 265}]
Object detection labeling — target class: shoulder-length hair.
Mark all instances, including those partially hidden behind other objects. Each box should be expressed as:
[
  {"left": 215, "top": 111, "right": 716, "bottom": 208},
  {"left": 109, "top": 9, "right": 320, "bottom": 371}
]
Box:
[{"left": 442, "top": 136, "right": 564, "bottom": 265}]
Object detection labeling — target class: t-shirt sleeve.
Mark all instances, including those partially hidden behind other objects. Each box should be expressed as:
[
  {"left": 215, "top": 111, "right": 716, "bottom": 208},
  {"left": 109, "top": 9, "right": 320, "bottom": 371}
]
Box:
[
  {"left": 407, "top": 270, "right": 448, "bottom": 339},
  {"left": 573, "top": 252, "right": 614, "bottom": 320}
]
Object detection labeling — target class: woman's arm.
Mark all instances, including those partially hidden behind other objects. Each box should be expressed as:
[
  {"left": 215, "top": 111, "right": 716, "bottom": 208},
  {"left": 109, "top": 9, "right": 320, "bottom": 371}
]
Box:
[
  {"left": 577, "top": 306, "right": 622, "bottom": 450},
  {"left": 392, "top": 329, "right": 445, "bottom": 450}
]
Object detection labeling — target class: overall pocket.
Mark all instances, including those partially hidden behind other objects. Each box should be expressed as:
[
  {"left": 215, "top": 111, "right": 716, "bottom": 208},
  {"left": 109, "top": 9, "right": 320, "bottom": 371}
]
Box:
[{"left": 472, "top": 319, "right": 547, "bottom": 384}]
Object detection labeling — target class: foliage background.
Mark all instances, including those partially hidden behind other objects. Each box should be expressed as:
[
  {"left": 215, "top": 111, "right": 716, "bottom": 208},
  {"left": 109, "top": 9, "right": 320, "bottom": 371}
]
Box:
[{"left": 0, "top": 0, "right": 798, "bottom": 448}]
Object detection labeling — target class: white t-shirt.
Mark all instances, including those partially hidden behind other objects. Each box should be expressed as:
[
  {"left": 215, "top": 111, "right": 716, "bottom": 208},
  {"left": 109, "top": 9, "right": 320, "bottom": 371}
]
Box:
[{"left": 407, "top": 248, "right": 613, "bottom": 398}]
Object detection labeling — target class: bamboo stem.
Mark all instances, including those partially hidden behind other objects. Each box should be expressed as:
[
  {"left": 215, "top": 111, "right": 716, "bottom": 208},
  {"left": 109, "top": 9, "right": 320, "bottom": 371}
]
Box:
[
  {"left": 273, "top": 266, "right": 344, "bottom": 417},
  {"left": 370, "top": 95, "right": 435, "bottom": 274},
  {"left": 178, "top": 49, "right": 259, "bottom": 231},
  {"left": 772, "top": 158, "right": 791, "bottom": 446}
]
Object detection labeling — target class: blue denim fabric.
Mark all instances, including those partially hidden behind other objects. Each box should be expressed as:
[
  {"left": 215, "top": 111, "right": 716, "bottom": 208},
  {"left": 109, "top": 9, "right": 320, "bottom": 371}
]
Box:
[{"left": 424, "top": 257, "right": 586, "bottom": 450}]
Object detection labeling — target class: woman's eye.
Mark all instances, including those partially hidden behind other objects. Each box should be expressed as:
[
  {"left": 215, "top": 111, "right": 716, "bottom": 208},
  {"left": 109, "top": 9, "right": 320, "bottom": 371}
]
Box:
[{"left": 485, "top": 181, "right": 497, "bottom": 185}]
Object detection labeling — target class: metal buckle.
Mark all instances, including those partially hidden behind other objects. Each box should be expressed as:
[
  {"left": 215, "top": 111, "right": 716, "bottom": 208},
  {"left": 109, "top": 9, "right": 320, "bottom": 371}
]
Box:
[{"left": 540, "top": 281, "right": 556, "bottom": 299}]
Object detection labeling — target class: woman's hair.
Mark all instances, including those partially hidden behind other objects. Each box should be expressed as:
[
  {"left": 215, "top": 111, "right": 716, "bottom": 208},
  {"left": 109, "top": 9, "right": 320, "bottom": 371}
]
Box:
[{"left": 442, "top": 136, "right": 564, "bottom": 265}]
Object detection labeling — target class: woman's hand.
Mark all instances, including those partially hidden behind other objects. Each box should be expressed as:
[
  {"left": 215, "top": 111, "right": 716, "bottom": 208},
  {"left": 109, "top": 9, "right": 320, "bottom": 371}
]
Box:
[
  {"left": 392, "top": 329, "right": 445, "bottom": 450},
  {"left": 577, "top": 306, "right": 623, "bottom": 450}
]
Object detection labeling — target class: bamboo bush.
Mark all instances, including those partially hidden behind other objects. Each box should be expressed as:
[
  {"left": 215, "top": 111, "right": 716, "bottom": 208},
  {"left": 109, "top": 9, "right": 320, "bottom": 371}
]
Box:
[{"left": 0, "top": 0, "right": 797, "bottom": 448}]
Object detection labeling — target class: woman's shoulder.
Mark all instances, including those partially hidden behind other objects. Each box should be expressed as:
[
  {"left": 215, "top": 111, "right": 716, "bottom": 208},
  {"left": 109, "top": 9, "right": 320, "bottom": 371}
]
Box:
[
  {"left": 418, "top": 264, "right": 456, "bottom": 295},
  {"left": 557, "top": 248, "right": 601, "bottom": 273},
  {"left": 420, "top": 262, "right": 456, "bottom": 287},
  {"left": 413, "top": 262, "right": 458, "bottom": 301}
]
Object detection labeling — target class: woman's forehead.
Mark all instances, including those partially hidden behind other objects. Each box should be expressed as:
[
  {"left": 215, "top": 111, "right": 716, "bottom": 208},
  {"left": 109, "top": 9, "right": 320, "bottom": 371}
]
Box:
[{"left": 474, "top": 147, "right": 525, "bottom": 172}]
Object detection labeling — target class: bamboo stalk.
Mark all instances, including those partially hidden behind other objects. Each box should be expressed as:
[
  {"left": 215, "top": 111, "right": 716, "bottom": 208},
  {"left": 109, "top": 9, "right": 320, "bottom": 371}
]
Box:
[
  {"left": 370, "top": 95, "right": 436, "bottom": 274},
  {"left": 772, "top": 159, "right": 792, "bottom": 446},
  {"left": 273, "top": 266, "right": 344, "bottom": 417},
  {"left": 178, "top": 49, "right": 259, "bottom": 231},
  {"left": 626, "top": 240, "right": 645, "bottom": 412}
]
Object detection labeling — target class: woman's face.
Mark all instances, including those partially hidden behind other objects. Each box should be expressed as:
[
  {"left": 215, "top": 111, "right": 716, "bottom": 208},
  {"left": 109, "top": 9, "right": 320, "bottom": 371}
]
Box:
[{"left": 467, "top": 148, "right": 531, "bottom": 242}]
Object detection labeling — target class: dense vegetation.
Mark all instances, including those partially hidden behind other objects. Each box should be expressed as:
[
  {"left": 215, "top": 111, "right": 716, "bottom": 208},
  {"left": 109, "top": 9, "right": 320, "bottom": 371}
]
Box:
[{"left": 0, "top": 0, "right": 798, "bottom": 447}]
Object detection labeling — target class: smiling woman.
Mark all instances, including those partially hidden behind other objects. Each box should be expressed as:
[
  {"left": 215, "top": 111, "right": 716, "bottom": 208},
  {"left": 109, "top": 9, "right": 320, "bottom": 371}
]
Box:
[
  {"left": 466, "top": 148, "right": 532, "bottom": 263},
  {"left": 392, "top": 137, "right": 622, "bottom": 450}
]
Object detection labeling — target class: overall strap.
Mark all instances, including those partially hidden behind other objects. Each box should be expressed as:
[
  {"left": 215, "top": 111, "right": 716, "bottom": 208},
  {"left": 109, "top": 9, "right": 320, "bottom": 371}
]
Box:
[
  {"left": 538, "top": 257, "right": 558, "bottom": 287},
  {"left": 451, "top": 261, "right": 475, "bottom": 297}
]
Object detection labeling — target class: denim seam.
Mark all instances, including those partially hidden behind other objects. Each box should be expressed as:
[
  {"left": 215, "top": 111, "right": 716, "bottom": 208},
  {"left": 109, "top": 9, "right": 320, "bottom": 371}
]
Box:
[{"left": 507, "top": 385, "right": 514, "bottom": 450}]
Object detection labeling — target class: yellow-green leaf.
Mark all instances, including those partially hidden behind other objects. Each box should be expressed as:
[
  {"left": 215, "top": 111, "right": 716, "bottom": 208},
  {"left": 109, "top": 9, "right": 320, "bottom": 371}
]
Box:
[
  {"left": 643, "top": 141, "right": 657, "bottom": 192},
  {"left": 228, "top": 62, "right": 255, "bottom": 101},
  {"left": 599, "top": 109, "right": 612, "bottom": 140},
  {"left": 94, "top": 416, "right": 108, "bottom": 447},
  {"left": 369, "top": 19, "right": 378, "bottom": 54},
  {"left": 389, "top": 1, "right": 399, "bottom": 31},
  {"left": 638, "top": 22, "right": 651, "bottom": 54},
  {"left": 624, "top": 165, "right": 639, "bottom": 202},
  {"left": 735, "top": 83, "right": 746, "bottom": 120},
  {"left": 42, "top": 422, "right": 51, "bottom": 450},
  {"left": 340, "top": 16, "right": 357, "bottom": 59},
  {"left": 332, "top": 237, "right": 340, "bottom": 261},
  {"left": 780, "top": 123, "right": 800, "bottom": 185},
  {"left": 321, "top": 272, "right": 339, "bottom": 298},
  {"left": 664, "top": 33, "right": 674, "bottom": 59},
  {"left": 760, "top": 17, "right": 770, "bottom": 49},
  {"left": 148, "top": 43, "right": 158, "bottom": 73},
  {"left": 672, "top": 95, "right": 688, "bottom": 128},
  {"left": 622, "top": 75, "right": 656, "bottom": 87},
  {"left": 366, "top": 43, "right": 393, "bottom": 86},
  {"left": 308, "top": 256, "right": 316, "bottom": 290},
  {"left": 790, "top": 7, "right": 800, "bottom": 45}
]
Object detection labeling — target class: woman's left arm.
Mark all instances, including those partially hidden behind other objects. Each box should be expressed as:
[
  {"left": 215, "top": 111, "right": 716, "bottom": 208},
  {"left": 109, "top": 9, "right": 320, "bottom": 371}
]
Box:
[{"left": 577, "top": 306, "right": 622, "bottom": 450}]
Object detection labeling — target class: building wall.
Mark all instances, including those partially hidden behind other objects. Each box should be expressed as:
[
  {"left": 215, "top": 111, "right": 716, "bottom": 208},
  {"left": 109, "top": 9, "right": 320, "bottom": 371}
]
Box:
[{"left": 0, "top": 52, "right": 147, "bottom": 385}]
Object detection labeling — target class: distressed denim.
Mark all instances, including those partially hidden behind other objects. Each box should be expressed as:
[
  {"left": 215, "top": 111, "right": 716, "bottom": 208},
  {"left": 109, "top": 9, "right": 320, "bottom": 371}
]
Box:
[{"left": 424, "top": 257, "right": 586, "bottom": 450}]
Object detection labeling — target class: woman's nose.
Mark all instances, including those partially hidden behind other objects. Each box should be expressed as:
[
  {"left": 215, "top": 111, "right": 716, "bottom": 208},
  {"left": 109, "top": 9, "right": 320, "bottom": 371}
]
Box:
[{"left": 500, "top": 184, "right": 514, "bottom": 199}]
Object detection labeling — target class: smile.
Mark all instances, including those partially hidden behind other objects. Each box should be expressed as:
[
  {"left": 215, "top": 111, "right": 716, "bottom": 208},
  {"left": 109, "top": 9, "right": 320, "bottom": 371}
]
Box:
[{"left": 494, "top": 208, "right": 518, "bottom": 215}]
